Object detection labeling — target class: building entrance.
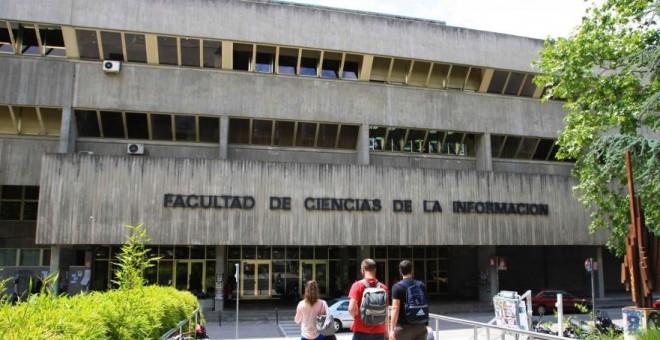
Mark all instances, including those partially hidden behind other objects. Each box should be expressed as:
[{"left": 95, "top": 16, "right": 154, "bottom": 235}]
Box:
[
  {"left": 174, "top": 260, "right": 205, "bottom": 295},
  {"left": 300, "top": 260, "right": 328, "bottom": 297},
  {"left": 241, "top": 260, "right": 272, "bottom": 299}
]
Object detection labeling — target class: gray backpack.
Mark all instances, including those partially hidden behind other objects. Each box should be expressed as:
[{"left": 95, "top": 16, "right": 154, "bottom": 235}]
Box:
[{"left": 359, "top": 279, "right": 387, "bottom": 325}]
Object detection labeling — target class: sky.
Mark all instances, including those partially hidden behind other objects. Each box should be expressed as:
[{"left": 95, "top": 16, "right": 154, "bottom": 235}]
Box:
[{"left": 283, "top": 0, "right": 592, "bottom": 39}]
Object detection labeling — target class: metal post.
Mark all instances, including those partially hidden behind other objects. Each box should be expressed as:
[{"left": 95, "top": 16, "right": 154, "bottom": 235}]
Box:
[
  {"left": 275, "top": 307, "right": 279, "bottom": 325},
  {"left": 557, "top": 293, "right": 563, "bottom": 337},
  {"left": 590, "top": 258, "right": 596, "bottom": 323},
  {"left": 235, "top": 263, "right": 239, "bottom": 340}
]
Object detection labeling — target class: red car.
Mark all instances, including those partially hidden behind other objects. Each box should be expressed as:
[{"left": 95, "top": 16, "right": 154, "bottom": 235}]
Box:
[{"left": 532, "top": 289, "right": 591, "bottom": 315}]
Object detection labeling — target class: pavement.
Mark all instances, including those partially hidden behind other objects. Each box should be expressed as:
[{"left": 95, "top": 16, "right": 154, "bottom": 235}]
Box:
[{"left": 197, "top": 293, "right": 634, "bottom": 339}]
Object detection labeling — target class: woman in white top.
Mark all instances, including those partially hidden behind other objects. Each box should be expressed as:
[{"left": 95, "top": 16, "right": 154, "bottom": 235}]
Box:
[{"left": 294, "top": 280, "right": 328, "bottom": 340}]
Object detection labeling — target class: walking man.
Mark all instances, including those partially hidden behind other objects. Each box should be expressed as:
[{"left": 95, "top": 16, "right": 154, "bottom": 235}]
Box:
[
  {"left": 348, "top": 258, "right": 389, "bottom": 340},
  {"left": 389, "top": 260, "right": 429, "bottom": 340}
]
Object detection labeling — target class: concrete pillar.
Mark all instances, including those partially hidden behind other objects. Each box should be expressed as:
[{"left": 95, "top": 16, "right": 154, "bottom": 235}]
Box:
[
  {"left": 597, "top": 246, "right": 605, "bottom": 298},
  {"left": 357, "top": 123, "right": 370, "bottom": 165},
  {"left": 476, "top": 132, "right": 492, "bottom": 172},
  {"left": 478, "top": 246, "right": 497, "bottom": 303},
  {"left": 219, "top": 116, "right": 229, "bottom": 159},
  {"left": 49, "top": 245, "right": 61, "bottom": 294},
  {"left": 215, "top": 245, "right": 226, "bottom": 312}
]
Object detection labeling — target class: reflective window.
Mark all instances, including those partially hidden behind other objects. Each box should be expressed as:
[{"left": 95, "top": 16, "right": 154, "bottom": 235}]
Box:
[
  {"left": 175, "top": 115, "right": 196, "bottom": 141},
  {"left": 76, "top": 29, "right": 100, "bottom": 59},
  {"left": 428, "top": 63, "right": 450, "bottom": 88},
  {"left": 151, "top": 114, "right": 173, "bottom": 140},
  {"left": 180, "top": 38, "right": 200, "bottom": 67},
  {"left": 256, "top": 52, "right": 274, "bottom": 73},
  {"left": 337, "top": 125, "right": 359, "bottom": 149},
  {"left": 228, "top": 118, "right": 250, "bottom": 144},
  {"left": 0, "top": 185, "right": 39, "bottom": 221},
  {"left": 124, "top": 33, "right": 147, "bottom": 63},
  {"left": 101, "top": 31, "right": 123, "bottom": 61},
  {"left": 296, "top": 122, "right": 317, "bottom": 147},
  {"left": 321, "top": 53, "right": 341, "bottom": 79},
  {"left": 342, "top": 61, "right": 359, "bottom": 80},
  {"left": 75, "top": 110, "right": 101, "bottom": 137},
  {"left": 252, "top": 119, "right": 273, "bottom": 145},
  {"left": 198, "top": 116, "right": 219, "bottom": 143},
  {"left": 300, "top": 50, "right": 319, "bottom": 76},
  {"left": 202, "top": 40, "right": 222, "bottom": 68},
  {"left": 233, "top": 44, "right": 252, "bottom": 71},
  {"left": 273, "top": 121, "right": 295, "bottom": 146},
  {"left": 278, "top": 48, "right": 298, "bottom": 75},
  {"left": 157, "top": 36, "right": 178, "bottom": 65},
  {"left": 317, "top": 123, "right": 338, "bottom": 148},
  {"left": 100, "top": 111, "right": 124, "bottom": 138}
]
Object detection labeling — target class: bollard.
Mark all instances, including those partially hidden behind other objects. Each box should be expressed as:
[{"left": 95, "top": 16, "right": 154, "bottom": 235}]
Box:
[
  {"left": 276, "top": 307, "right": 279, "bottom": 325},
  {"left": 219, "top": 312, "right": 222, "bottom": 327}
]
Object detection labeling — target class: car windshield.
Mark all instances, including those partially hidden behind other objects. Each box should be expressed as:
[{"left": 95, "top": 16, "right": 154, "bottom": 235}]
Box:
[{"left": 328, "top": 298, "right": 346, "bottom": 306}]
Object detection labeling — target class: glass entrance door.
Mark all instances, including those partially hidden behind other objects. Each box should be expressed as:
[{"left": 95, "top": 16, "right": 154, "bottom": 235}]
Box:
[
  {"left": 174, "top": 260, "right": 205, "bottom": 295},
  {"left": 300, "top": 260, "right": 328, "bottom": 297},
  {"left": 241, "top": 260, "right": 272, "bottom": 299}
]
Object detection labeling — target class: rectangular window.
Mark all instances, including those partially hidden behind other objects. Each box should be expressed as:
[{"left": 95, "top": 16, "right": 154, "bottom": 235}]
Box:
[
  {"left": 180, "top": 38, "right": 200, "bottom": 67},
  {"left": 255, "top": 50, "right": 274, "bottom": 73},
  {"left": 408, "top": 61, "right": 431, "bottom": 87},
  {"left": 533, "top": 139, "right": 555, "bottom": 160},
  {"left": 202, "top": 40, "right": 222, "bottom": 68},
  {"left": 390, "top": 59, "right": 411, "bottom": 84},
  {"left": 38, "top": 25, "right": 65, "bottom": 57},
  {"left": 198, "top": 116, "right": 219, "bottom": 143},
  {"left": 75, "top": 110, "right": 101, "bottom": 137},
  {"left": 0, "top": 249, "right": 17, "bottom": 266},
  {"left": 15, "top": 106, "right": 41, "bottom": 135},
  {"left": 443, "top": 132, "right": 465, "bottom": 155},
  {"left": 488, "top": 70, "right": 509, "bottom": 94},
  {"left": 151, "top": 114, "right": 173, "bottom": 140},
  {"left": 500, "top": 136, "right": 522, "bottom": 158},
  {"left": 20, "top": 24, "right": 40, "bottom": 55},
  {"left": 447, "top": 65, "right": 469, "bottom": 90},
  {"left": 157, "top": 36, "right": 178, "bottom": 65},
  {"left": 491, "top": 135, "right": 505, "bottom": 158},
  {"left": 20, "top": 249, "right": 40, "bottom": 266},
  {"left": 516, "top": 138, "right": 538, "bottom": 160},
  {"left": 0, "top": 186, "right": 38, "bottom": 221},
  {"left": 406, "top": 129, "right": 426, "bottom": 153},
  {"left": 317, "top": 123, "right": 338, "bottom": 148},
  {"left": 369, "top": 126, "right": 387, "bottom": 151},
  {"left": 273, "top": 121, "right": 295, "bottom": 146},
  {"left": 428, "top": 63, "right": 450, "bottom": 89},
  {"left": 0, "top": 105, "right": 15, "bottom": 134},
  {"left": 0, "top": 202, "right": 20, "bottom": 220},
  {"left": 175, "top": 115, "right": 196, "bottom": 141},
  {"left": 370, "top": 57, "right": 391, "bottom": 82},
  {"left": 76, "top": 29, "right": 100, "bottom": 60},
  {"left": 228, "top": 118, "right": 250, "bottom": 144},
  {"left": 0, "top": 21, "right": 14, "bottom": 54},
  {"left": 385, "top": 127, "right": 406, "bottom": 151},
  {"left": 252, "top": 119, "right": 273, "bottom": 145},
  {"left": 300, "top": 50, "right": 320, "bottom": 76},
  {"left": 39, "top": 108, "right": 62, "bottom": 136},
  {"left": 233, "top": 43, "right": 252, "bottom": 71},
  {"left": 100, "top": 111, "right": 125, "bottom": 138},
  {"left": 342, "top": 54, "right": 361, "bottom": 80},
  {"left": 295, "top": 122, "right": 317, "bottom": 147},
  {"left": 124, "top": 33, "right": 147, "bottom": 63},
  {"left": 278, "top": 48, "right": 298, "bottom": 75},
  {"left": 504, "top": 72, "right": 525, "bottom": 95},
  {"left": 321, "top": 52, "right": 342, "bottom": 79},
  {"left": 425, "top": 130, "right": 445, "bottom": 154},
  {"left": 101, "top": 31, "right": 123, "bottom": 61},
  {"left": 337, "top": 125, "right": 359, "bottom": 149},
  {"left": 125, "top": 112, "right": 149, "bottom": 139},
  {"left": 520, "top": 75, "right": 537, "bottom": 97}
]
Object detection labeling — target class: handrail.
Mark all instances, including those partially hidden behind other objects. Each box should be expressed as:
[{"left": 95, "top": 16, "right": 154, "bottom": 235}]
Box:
[
  {"left": 161, "top": 307, "right": 203, "bottom": 340},
  {"left": 429, "top": 313, "right": 567, "bottom": 339}
]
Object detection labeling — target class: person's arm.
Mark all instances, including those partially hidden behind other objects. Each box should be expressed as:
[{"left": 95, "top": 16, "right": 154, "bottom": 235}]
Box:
[
  {"left": 294, "top": 302, "right": 304, "bottom": 324},
  {"left": 389, "top": 298, "right": 400, "bottom": 339},
  {"left": 348, "top": 297, "right": 358, "bottom": 318}
]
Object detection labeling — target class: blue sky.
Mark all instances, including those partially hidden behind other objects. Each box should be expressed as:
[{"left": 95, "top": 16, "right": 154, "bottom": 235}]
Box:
[{"left": 284, "top": 0, "right": 591, "bottom": 39}]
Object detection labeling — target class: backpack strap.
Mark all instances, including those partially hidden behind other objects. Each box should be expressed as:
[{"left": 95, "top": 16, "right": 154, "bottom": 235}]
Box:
[{"left": 361, "top": 278, "right": 380, "bottom": 288}]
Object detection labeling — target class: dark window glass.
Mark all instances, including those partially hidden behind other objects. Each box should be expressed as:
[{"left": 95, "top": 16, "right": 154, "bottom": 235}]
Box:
[
  {"left": 151, "top": 114, "right": 173, "bottom": 140},
  {"left": 487, "top": 70, "right": 509, "bottom": 94},
  {"left": 504, "top": 72, "right": 525, "bottom": 95},
  {"left": 175, "top": 115, "right": 196, "bottom": 141},
  {"left": 101, "top": 31, "right": 123, "bottom": 61},
  {"left": 157, "top": 36, "right": 178, "bottom": 65},
  {"left": 95, "top": 246, "right": 110, "bottom": 259},
  {"left": 175, "top": 246, "right": 189, "bottom": 259},
  {"left": 533, "top": 139, "right": 555, "bottom": 160},
  {"left": 500, "top": 136, "right": 522, "bottom": 158},
  {"left": 180, "top": 38, "right": 200, "bottom": 67},
  {"left": 548, "top": 144, "right": 560, "bottom": 161},
  {"left": 125, "top": 112, "right": 149, "bottom": 139},
  {"left": 252, "top": 120, "right": 273, "bottom": 145},
  {"left": 100, "top": 111, "right": 124, "bottom": 138},
  {"left": 39, "top": 26, "right": 65, "bottom": 56},
  {"left": 42, "top": 249, "right": 50, "bottom": 266},
  {"left": 23, "top": 202, "right": 38, "bottom": 220},
  {"left": 317, "top": 124, "right": 338, "bottom": 148},
  {"left": 273, "top": 121, "right": 295, "bottom": 146},
  {"left": 520, "top": 75, "right": 537, "bottom": 97},
  {"left": 198, "top": 116, "right": 219, "bottom": 143},
  {"left": 321, "top": 59, "right": 340, "bottom": 78},
  {"left": 24, "top": 186, "right": 39, "bottom": 199},
  {"left": 76, "top": 30, "right": 100, "bottom": 59},
  {"left": 233, "top": 49, "right": 251, "bottom": 71},
  {"left": 202, "top": 40, "right": 221, "bottom": 68},
  {"left": 444, "top": 132, "right": 465, "bottom": 155},
  {"left": 425, "top": 130, "right": 445, "bottom": 154},
  {"left": 464, "top": 134, "right": 477, "bottom": 156},
  {"left": 75, "top": 110, "right": 101, "bottom": 137},
  {"left": 124, "top": 33, "right": 147, "bottom": 63},
  {"left": 491, "top": 135, "right": 505, "bottom": 158},
  {"left": 296, "top": 122, "right": 317, "bottom": 147},
  {"left": 369, "top": 126, "right": 387, "bottom": 151},
  {"left": 1, "top": 186, "right": 22, "bottom": 199},
  {"left": 406, "top": 129, "right": 426, "bottom": 153},
  {"left": 0, "top": 21, "right": 14, "bottom": 53},
  {"left": 516, "top": 138, "right": 538, "bottom": 160},
  {"left": 228, "top": 246, "right": 241, "bottom": 259},
  {"left": 190, "top": 245, "right": 205, "bottom": 259},
  {"left": 0, "top": 202, "right": 20, "bottom": 220},
  {"left": 228, "top": 118, "right": 250, "bottom": 144},
  {"left": 342, "top": 61, "right": 359, "bottom": 80},
  {"left": 255, "top": 53, "right": 273, "bottom": 73},
  {"left": 385, "top": 128, "right": 406, "bottom": 152},
  {"left": 300, "top": 57, "right": 317, "bottom": 76},
  {"left": 278, "top": 55, "right": 297, "bottom": 75},
  {"left": 20, "top": 25, "right": 40, "bottom": 55},
  {"left": 337, "top": 125, "right": 359, "bottom": 150}
]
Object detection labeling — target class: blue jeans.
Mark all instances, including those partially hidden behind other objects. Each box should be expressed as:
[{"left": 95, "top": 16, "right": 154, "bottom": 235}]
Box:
[{"left": 353, "top": 332, "right": 385, "bottom": 340}]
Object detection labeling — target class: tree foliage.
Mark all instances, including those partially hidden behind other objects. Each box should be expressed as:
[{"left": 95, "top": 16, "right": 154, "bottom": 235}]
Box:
[
  {"left": 535, "top": 0, "right": 660, "bottom": 255},
  {"left": 112, "top": 223, "right": 161, "bottom": 290}
]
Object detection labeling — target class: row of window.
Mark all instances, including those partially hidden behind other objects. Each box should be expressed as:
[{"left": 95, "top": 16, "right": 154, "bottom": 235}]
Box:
[
  {"left": 94, "top": 245, "right": 216, "bottom": 260},
  {"left": 0, "top": 186, "right": 39, "bottom": 221},
  {"left": 369, "top": 126, "right": 477, "bottom": 156},
  {"left": 0, "top": 248, "right": 49, "bottom": 266},
  {"left": 228, "top": 118, "right": 360, "bottom": 150},
  {"left": 75, "top": 110, "right": 220, "bottom": 143},
  {"left": 490, "top": 135, "right": 561, "bottom": 161},
  {"left": 0, "top": 20, "right": 544, "bottom": 98},
  {"left": 0, "top": 105, "right": 63, "bottom": 136}
]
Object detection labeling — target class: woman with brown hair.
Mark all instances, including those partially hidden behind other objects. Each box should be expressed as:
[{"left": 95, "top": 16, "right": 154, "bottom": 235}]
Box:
[{"left": 294, "top": 280, "right": 330, "bottom": 340}]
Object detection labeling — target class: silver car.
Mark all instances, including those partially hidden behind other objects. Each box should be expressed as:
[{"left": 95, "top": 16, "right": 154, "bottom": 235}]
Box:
[{"left": 326, "top": 297, "right": 352, "bottom": 332}]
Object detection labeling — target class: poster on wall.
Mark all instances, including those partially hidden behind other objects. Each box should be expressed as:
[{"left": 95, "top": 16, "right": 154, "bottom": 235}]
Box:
[{"left": 493, "top": 291, "right": 528, "bottom": 331}]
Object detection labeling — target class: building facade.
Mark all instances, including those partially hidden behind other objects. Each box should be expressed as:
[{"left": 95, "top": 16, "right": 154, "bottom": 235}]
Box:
[{"left": 0, "top": 0, "right": 621, "bottom": 303}]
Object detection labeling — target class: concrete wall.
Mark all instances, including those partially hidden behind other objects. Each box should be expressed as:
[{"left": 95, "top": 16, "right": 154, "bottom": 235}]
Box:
[
  {"left": 370, "top": 154, "right": 477, "bottom": 171},
  {"left": 0, "top": 57, "right": 74, "bottom": 106},
  {"left": 0, "top": 136, "right": 59, "bottom": 185},
  {"left": 37, "top": 154, "right": 607, "bottom": 246},
  {"left": 0, "top": 0, "right": 543, "bottom": 72},
  {"left": 493, "top": 160, "right": 573, "bottom": 176},
  {"left": 76, "top": 140, "right": 219, "bottom": 159},
  {"left": 229, "top": 146, "right": 357, "bottom": 165}
]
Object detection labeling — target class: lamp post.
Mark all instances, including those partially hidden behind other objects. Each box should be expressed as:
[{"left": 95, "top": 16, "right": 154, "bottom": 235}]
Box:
[{"left": 235, "top": 263, "right": 239, "bottom": 339}]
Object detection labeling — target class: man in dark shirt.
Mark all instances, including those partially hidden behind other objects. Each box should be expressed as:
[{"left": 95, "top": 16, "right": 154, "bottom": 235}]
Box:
[{"left": 389, "top": 260, "right": 428, "bottom": 340}]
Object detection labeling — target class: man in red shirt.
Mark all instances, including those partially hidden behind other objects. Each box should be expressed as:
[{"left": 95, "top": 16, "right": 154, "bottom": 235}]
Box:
[{"left": 348, "top": 258, "right": 389, "bottom": 340}]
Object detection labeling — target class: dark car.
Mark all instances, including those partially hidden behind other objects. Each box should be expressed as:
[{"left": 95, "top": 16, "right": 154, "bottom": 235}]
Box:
[{"left": 531, "top": 289, "right": 591, "bottom": 315}]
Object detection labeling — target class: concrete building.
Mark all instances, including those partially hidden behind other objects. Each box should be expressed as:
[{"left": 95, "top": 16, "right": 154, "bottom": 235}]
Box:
[{"left": 0, "top": 0, "right": 620, "bottom": 306}]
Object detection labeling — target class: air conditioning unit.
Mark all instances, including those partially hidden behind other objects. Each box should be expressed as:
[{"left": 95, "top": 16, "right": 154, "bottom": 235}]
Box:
[
  {"left": 127, "top": 143, "right": 144, "bottom": 155},
  {"left": 103, "top": 60, "right": 121, "bottom": 73}
]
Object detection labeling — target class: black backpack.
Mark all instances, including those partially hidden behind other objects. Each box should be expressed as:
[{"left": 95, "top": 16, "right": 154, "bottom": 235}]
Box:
[{"left": 398, "top": 279, "right": 429, "bottom": 324}]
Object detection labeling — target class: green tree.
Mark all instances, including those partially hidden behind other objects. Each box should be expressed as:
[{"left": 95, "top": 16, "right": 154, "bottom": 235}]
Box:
[
  {"left": 112, "top": 223, "right": 160, "bottom": 290},
  {"left": 535, "top": 0, "right": 660, "bottom": 255}
]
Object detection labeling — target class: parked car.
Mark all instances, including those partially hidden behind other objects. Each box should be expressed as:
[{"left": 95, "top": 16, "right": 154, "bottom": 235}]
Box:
[
  {"left": 531, "top": 289, "right": 591, "bottom": 315},
  {"left": 327, "top": 297, "right": 352, "bottom": 332}
]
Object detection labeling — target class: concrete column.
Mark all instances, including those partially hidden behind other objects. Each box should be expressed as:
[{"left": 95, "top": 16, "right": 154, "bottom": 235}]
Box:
[
  {"left": 49, "top": 245, "right": 61, "bottom": 294},
  {"left": 215, "top": 245, "right": 226, "bottom": 312},
  {"left": 476, "top": 132, "right": 492, "bottom": 172},
  {"left": 357, "top": 123, "right": 370, "bottom": 165},
  {"left": 219, "top": 116, "right": 229, "bottom": 159},
  {"left": 478, "top": 246, "right": 497, "bottom": 303},
  {"left": 58, "top": 106, "right": 76, "bottom": 153},
  {"left": 597, "top": 246, "right": 605, "bottom": 298}
]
